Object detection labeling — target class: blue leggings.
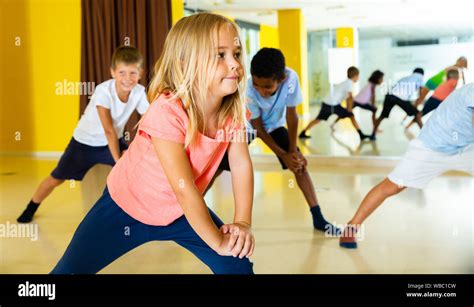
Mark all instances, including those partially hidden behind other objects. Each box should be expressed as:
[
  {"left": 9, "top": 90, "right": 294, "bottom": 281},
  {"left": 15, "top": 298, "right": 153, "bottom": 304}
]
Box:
[{"left": 51, "top": 187, "right": 254, "bottom": 274}]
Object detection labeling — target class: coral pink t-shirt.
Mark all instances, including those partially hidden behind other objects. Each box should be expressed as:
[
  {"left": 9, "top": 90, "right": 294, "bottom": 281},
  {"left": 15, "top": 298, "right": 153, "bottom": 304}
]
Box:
[
  {"left": 107, "top": 93, "right": 236, "bottom": 226},
  {"left": 432, "top": 79, "right": 458, "bottom": 101}
]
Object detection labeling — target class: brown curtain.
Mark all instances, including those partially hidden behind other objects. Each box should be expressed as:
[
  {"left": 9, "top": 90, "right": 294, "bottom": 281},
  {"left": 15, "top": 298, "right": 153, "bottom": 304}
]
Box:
[{"left": 80, "top": 0, "right": 171, "bottom": 141}]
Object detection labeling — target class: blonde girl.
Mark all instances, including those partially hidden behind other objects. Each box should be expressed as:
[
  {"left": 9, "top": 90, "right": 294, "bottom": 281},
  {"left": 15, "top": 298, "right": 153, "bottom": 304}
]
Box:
[{"left": 51, "top": 12, "right": 255, "bottom": 274}]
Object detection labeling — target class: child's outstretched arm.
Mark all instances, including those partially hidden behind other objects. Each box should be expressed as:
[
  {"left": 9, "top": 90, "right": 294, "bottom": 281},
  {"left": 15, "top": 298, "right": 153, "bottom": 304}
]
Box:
[
  {"left": 225, "top": 139, "right": 255, "bottom": 258},
  {"left": 151, "top": 137, "right": 233, "bottom": 256},
  {"left": 346, "top": 93, "right": 354, "bottom": 111},
  {"left": 97, "top": 106, "right": 121, "bottom": 162}
]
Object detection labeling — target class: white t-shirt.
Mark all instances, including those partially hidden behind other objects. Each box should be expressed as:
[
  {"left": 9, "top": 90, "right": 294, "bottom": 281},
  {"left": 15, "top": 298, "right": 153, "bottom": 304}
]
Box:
[
  {"left": 323, "top": 79, "right": 353, "bottom": 106},
  {"left": 73, "top": 79, "right": 149, "bottom": 146}
]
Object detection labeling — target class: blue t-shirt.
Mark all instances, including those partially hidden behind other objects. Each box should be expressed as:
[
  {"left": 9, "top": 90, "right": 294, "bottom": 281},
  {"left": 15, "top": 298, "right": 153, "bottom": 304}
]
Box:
[
  {"left": 418, "top": 83, "right": 474, "bottom": 154},
  {"left": 390, "top": 73, "right": 424, "bottom": 101},
  {"left": 247, "top": 68, "right": 303, "bottom": 133}
]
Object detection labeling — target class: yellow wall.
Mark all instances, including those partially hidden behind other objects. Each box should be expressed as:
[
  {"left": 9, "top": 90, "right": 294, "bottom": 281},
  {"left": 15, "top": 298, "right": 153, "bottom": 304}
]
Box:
[
  {"left": 259, "top": 24, "right": 279, "bottom": 49},
  {"left": 171, "top": 0, "right": 184, "bottom": 25},
  {"left": 0, "top": 0, "right": 81, "bottom": 153},
  {"left": 277, "top": 10, "right": 309, "bottom": 117}
]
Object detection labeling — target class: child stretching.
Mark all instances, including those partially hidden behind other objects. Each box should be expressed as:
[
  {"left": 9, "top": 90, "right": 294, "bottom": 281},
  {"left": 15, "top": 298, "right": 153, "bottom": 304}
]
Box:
[
  {"left": 330, "top": 70, "right": 384, "bottom": 131},
  {"left": 218, "top": 48, "right": 340, "bottom": 235},
  {"left": 340, "top": 83, "right": 474, "bottom": 249},
  {"left": 405, "top": 69, "right": 459, "bottom": 130},
  {"left": 17, "top": 46, "right": 149, "bottom": 223},
  {"left": 400, "top": 57, "right": 467, "bottom": 124},
  {"left": 371, "top": 68, "right": 425, "bottom": 140},
  {"left": 51, "top": 13, "right": 255, "bottom": 274},
  {"left": 414, "top": 56, "right": 467, "bottom": 107},
  {"left": 299, "top": 67, "right": 370, "bottom": 141}
]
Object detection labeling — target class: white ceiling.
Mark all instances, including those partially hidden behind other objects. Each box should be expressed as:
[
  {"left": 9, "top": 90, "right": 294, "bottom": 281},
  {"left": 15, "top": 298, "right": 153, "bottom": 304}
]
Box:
[{"left": 185, "top": 0, "right": 474, "bottom": 39}]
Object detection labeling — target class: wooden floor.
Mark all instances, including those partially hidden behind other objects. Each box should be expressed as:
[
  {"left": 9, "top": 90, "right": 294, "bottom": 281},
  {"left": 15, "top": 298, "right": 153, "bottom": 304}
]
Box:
[
  {"left": 1, "top": 107, "right": 472, "bottom": 274},
  {"left": 1, "top": 154, "right": 472, "bottom": 274},
  {"left": 251, "top": 104, "right": 421, "bottom": 158}
]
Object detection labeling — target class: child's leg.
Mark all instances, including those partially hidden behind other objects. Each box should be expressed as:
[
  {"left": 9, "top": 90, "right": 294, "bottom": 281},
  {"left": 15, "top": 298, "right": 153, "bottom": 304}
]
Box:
[
  {"left": 405, "top": 112, "right": 424, "bottom": 130},
  {"left": 340, "top": 178, "right": 405, "bottom": 248},
  {"left": 167, "top": 209, "right": 254, "bottom": 274},
  {"left": 17, "top": 175, "right": 65, "bottom": 223},
  {"left": 294, "top": 168, "right": 318, "bottom": 207},
  {"left": 349, "top": 178, "right": 405, "bottom": 226},
  {"left": 372, "top": 116, "right": 384, "bottom": 137},
  {"left": 51, "top": 188, "right": 150, "bottom": 274},
  {"left": 272, "top": 127, "right": 340, "bottom": 234},
  {"left": 300, "top": 104, "right": 332, "bottom": 138},
  {"left": 405, "top": 96, "right": 426, "bottom": 129},
  {"left": 372, "top": 110, "right": 377, "bottom": 127},
  {"left": 422, "top": 97, "right": 442, "bottom": 116},
  {"left": 405, "top": 119, "right": 417, "bottom": 130},
  {"left": 18, "top": 175, "right": 65, "bottom": 223},
  {"left": 414, "top": 112, "right": 423, "bottom": 129},
  {"left": 360, "top": 104, "right": 379, "bottom": 129},
  {"left": 18, "top": 138, "right": 96, "bottom": 223},
  {"left": 349, "top": 115, "right": 361, "bottom": 131},
  {"left": 337, "top": 105, "right": 368, "bottom": 140},
  {"left": 330, "top": 117, "right": 341, "bottom": 129},
  {"left": 355, "top": 102, "right": 379, "bottom": 131},
  {"left": 32, "top": 175, "right": 65, "bottom": 204},
  {"left": 293, "top": 168, "right": 340, "bottom": 235},
  {"left": 396, "top": 98, "right": 423, "bottom": 129},
  {"left": 301, "top": 118, "right": 321, "bottom": 133},
  {"left": 371, "top": 108, "right": 384, "bottom": 133},
  {"left": 371, "top": 95, "right": 395, "bottom": 138}
]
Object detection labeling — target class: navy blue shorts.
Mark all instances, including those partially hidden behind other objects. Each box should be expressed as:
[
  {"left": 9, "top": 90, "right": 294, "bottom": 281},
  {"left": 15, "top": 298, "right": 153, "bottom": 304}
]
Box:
[
  {"left": 316, "top": 103, "right": 353, "bottom": 121},
  {"left": 218, "top": 127, "right": 300, "bottom": 171},
  {"left": 51, "top": 137, "right": 128, "bottom": 181},
  {"left": 353, "top": 101, "right": 377, "bottom": 113},
  {"left": 380, "top": 94, "right": 419, "bottom": 119},
  {"left": 422, "top": 96, "right": 442, "bottom": 116}
]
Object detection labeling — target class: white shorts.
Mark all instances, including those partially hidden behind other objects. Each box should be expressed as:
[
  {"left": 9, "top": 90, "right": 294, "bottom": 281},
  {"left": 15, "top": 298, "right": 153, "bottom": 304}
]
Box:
[{"left": 388, "top": 139, "right": 474, "bottom": 189}]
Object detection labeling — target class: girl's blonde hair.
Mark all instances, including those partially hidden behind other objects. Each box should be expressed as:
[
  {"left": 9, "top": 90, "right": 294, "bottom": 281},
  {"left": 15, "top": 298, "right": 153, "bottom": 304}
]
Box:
[{"left": 147, "top": 12, "right": 247, "bottom": 147}]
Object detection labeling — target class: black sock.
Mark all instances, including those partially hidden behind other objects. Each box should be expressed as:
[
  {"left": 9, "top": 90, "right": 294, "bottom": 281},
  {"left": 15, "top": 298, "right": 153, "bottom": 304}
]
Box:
[
  {"left": 17, "top": 200, "right": 40, "bottom": 223},
  {"left": 310, "top": 205, "right": 341, "bottom": 235},
  {"left": 357, "top": 129, "right": 368, "bottom": 140},
  {"left": 299, "top": 131, "right": 310, "bottom": 138}
]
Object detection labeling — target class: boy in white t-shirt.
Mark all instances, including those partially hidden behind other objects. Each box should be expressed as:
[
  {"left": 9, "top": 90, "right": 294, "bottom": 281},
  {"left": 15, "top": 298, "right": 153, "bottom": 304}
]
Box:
[
  {"left": 17, "top": 46, "right": 149, "bottom": 223},
  {"left": 299, "top": 67, "right": 369, "bottom": 141}
]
